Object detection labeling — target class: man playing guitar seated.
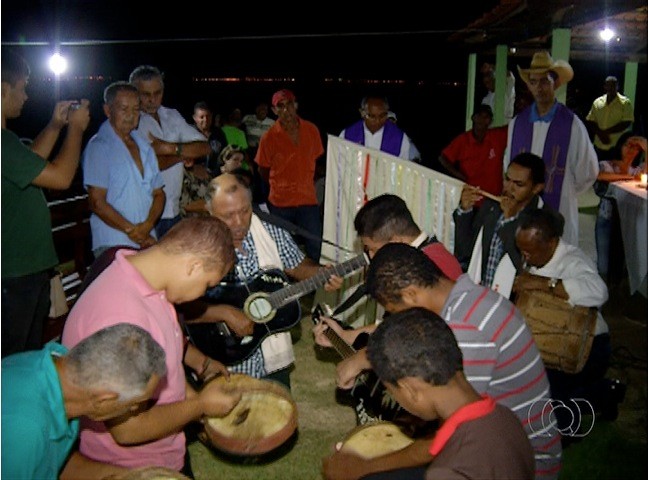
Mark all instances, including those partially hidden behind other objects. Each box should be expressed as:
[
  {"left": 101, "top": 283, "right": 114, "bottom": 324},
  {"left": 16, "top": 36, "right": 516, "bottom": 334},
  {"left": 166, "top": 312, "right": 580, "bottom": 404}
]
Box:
[
  {"left": 181, "top": 173, "right": 343, "bottom": 390},
  {"left": 313, "top": 193, "right": 462, "bottom": 349}
]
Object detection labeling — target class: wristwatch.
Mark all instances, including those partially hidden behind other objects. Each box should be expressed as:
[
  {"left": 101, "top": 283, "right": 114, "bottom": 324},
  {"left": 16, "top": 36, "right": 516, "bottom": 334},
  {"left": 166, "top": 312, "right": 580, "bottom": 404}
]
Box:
[
  {"left": 548, "top": 278, "right": 559, "bottom": 292},
  {"left": 174, "top": 143, "right": 183, "bottom": 156}
]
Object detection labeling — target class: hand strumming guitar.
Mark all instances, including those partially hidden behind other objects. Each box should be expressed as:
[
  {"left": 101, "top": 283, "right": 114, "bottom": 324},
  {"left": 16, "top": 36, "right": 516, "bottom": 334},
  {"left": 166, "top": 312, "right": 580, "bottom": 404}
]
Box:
[
  {"left": 336, "top": 349, "right": 371, "bottom": 390},
  {"left": 203, "top": 304, "right": 254, "bottom": 337}
]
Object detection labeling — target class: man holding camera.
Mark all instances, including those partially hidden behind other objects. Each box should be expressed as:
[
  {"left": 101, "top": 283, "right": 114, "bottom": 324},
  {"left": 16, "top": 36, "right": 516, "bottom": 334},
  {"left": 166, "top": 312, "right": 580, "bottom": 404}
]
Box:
[{"left": 1, "top": 47, "right": 91, "bottom": 358}]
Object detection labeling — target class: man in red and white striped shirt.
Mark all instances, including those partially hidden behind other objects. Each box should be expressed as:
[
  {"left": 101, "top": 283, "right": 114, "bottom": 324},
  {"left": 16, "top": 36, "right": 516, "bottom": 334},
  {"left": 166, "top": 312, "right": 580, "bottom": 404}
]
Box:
[{"left": 320, "top": 243, "right": 561, "bottom": 480}]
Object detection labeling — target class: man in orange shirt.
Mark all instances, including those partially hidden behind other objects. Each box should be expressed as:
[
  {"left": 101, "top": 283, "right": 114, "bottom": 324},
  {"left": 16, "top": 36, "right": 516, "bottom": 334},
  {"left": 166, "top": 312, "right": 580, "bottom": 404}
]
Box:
[{"left": 255, "top": 89, "right": 325, "bottom": 262}]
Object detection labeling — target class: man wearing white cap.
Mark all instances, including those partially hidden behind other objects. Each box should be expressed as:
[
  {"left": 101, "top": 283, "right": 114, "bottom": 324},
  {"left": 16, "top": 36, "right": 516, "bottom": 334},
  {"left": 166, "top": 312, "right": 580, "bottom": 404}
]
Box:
[{"left": 504, "top": 51, "right": 598, "bottom": 247}]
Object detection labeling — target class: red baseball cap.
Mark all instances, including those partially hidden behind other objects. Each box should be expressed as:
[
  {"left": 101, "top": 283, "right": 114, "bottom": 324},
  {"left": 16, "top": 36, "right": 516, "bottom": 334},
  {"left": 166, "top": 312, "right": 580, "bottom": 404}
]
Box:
[{"left": 272, "top": 89, "right": 296, "bottom": 107}]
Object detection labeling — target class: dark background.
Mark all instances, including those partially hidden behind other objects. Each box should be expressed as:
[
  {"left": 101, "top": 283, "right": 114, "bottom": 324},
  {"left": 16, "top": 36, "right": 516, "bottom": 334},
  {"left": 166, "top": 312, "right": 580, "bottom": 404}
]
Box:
[{"left": 3, "top": 1, "right": 646, "bottom": 171}]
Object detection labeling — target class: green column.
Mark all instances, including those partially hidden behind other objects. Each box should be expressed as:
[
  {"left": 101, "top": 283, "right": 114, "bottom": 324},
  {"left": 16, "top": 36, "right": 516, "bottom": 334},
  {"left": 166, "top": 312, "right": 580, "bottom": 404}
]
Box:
[
  {"left": 551, "top": 28, "right": 571, "bottom": 104},
  {"left": 623, "top": 62, "right": 638, "bottom": 110},
  {"left": 493, "top": 44, "right": 508, "bottom": 127},
  {"left": 466, "top": 53, "right": 477, "bottom": 131}
]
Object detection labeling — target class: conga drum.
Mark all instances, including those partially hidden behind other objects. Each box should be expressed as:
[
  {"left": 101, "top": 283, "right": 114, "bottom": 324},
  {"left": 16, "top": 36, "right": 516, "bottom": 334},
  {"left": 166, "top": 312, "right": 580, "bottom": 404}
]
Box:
[
  {"left": 514, "top": 290, "right": 597, "bottom": 374},
  {"left": 120, "top": 466, "right": 191, "bottom": 480},
  {"left": 202, "top": 374, "right": 298, "bottom": 457},
  {"left": 339, "top": 421, "right": 414, "bottom": 459}
]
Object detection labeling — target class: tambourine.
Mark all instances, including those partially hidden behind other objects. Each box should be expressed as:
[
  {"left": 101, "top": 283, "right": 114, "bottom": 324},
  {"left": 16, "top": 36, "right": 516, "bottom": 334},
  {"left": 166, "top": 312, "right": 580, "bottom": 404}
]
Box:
[
  {"left": 119, "top": 466, "right": 191, "bottom": 480},
  {"left": 202, "top": 374, "right": 298, "bottom": 456},
  {"left": 339, "top": 421, "right": 414, "bottom": 459}
]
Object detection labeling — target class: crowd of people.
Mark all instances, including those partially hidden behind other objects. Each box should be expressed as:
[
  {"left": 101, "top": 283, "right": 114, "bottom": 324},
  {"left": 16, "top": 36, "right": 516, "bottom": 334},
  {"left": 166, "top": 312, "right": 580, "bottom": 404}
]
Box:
[{"left": 2, "top": 44, "right": 644, "bottom": 480}]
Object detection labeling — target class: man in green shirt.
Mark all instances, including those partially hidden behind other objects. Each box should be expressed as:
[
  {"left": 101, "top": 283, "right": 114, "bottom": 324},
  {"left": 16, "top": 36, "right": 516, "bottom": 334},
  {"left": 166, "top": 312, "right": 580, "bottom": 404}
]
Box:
[{"left": 1, "top": 47, "right": 90, "bottom": 357}]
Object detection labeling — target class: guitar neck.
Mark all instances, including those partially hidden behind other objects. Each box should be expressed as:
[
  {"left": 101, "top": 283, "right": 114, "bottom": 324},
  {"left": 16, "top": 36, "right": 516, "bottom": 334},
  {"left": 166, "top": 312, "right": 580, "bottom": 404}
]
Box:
[
  {"left": 325, "top": 329, "right": 356, "bottom": 359},
  {"left": 268, "top": 254, "right": 368, "bottom": 309}
]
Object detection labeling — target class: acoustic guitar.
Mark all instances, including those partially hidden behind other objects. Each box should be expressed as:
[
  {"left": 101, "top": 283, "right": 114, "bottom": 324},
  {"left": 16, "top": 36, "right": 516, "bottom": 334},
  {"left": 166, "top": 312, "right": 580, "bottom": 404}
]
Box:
[
  {"left": 311, "top": 303, "right": 401, "bottom": 425},
  {"left": 312, "top": 303, "right": 439, "bottom": 438},
  {"left": 186, "top": 254, "right": 368, "bottom": 365}
]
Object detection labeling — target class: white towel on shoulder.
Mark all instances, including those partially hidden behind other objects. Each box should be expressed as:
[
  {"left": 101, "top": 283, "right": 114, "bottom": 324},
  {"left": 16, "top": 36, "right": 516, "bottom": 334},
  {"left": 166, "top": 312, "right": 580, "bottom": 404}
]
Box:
[{"left": 250, "top": 214, "right": 295, "bottom": 373}]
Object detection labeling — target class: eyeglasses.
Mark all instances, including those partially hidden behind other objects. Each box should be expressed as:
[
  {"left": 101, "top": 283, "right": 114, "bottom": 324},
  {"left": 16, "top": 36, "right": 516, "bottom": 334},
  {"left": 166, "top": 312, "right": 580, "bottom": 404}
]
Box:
[{"left": 362, "top": 111, "right": 388, "bottom": 121}]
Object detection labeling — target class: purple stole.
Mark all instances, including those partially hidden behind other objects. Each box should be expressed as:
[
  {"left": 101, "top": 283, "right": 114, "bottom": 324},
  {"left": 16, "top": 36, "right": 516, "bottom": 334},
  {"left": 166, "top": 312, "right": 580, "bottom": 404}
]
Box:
[
  {"left": 344, "top": 120, "right": 405, "bottom": 157},
  {"left": 511, "top": 103, "right": 574, "bottom": 210}
]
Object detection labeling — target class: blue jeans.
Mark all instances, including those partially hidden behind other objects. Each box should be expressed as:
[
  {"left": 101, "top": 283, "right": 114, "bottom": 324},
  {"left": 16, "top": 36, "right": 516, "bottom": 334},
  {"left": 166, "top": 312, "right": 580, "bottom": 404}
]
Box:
[
  {"left": 595, "top": 197, "right": 614, "bottom": 278},
  {"left": 267, "top": 203, "right": 322, "bottom": 262},
  {"left": 155, "top": 215, "right": 182, "bottom": 239}
]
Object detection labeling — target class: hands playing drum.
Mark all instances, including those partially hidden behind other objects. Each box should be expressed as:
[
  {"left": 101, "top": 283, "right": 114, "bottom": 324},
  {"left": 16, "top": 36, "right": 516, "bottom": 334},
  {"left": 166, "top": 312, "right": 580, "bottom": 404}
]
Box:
[
  {"left": 200, "top": 374, "right": 298, "bottom": 456},
  {"left": 322, "top": 421, "right": 416, "bottom": 480}
]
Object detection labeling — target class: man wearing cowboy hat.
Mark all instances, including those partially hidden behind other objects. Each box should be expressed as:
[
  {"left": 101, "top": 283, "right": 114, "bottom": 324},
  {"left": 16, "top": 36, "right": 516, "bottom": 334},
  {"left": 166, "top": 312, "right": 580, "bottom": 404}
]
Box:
[{"left": 504, "top": 51, "right": 598, "bottom": 247}]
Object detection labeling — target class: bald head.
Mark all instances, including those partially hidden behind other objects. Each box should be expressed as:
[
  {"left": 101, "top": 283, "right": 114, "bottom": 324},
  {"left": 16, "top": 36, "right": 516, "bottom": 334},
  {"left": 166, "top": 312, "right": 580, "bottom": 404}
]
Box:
[{"left": 205, "top": 173, "right": 253, "bottom": 247}]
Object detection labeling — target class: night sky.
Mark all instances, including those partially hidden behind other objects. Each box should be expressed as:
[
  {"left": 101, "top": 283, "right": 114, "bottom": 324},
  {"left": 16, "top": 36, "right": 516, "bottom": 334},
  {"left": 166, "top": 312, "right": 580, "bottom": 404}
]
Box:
[{"left": 3, "top": 1, "right": 646, "bottom": 166}]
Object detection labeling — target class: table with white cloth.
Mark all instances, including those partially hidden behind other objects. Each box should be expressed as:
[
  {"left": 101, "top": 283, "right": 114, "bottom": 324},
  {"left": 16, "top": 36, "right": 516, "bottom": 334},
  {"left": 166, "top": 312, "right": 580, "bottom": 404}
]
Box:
[{"left": 608, "top": 180, "right": 648, "bottom": 297}]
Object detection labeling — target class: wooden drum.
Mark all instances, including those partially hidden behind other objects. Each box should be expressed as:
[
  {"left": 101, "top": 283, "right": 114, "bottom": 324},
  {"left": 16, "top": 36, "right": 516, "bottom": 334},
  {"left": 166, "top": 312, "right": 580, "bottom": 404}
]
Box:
[
  {"left": 202, "top": 374, "right": 298, "bottom": 456},
  {"left": 339, "top": 421, "right": 414, "bottom": 459},
  {"left": 515, "top": 290, "right": 597, "bottom": 374},
  {"left": 120, "top": 466, "right": 191, "bottom": 480}
]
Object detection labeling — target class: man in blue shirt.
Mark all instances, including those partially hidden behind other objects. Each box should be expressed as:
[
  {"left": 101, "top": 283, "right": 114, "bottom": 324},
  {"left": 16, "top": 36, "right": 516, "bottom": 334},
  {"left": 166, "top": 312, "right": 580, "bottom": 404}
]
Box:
[
  {"left": 1, "top": 323, "right": 166, "bottom": 480},
  {"left": 83, "top": 81, "right": 165, "bottom": 258}
]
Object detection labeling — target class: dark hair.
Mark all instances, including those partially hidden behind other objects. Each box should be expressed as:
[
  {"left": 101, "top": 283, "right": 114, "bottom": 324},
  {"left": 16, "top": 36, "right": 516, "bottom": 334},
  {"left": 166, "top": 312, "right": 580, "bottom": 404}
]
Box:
[
  {"left": 354, "top": 194, "right": 420, "bottom": 241},
  {"left": 367, "top": 307, "right": 463, "bottom": 385},
  {"left": 472, "top": 104, "right": 493, "bottom": 118},
  {"left": 103, "top": 81, "right": 138, "bottom": 104},
  {"left": 510, "top": 152, "right": 546, "bottom": 185},
  {"left": 613, "top": 131, "right": 645, "bottom": 167},
  {"left": 517, "top": 208, "right": 564, "bottom": 241},
  {"left": 1, "top": 47, "right": 30, "bottom": 86},
  {"left": 366, "top": 243, "right": 445, "bottom": 305},
  {"left": 193, "top": 101, "right": 212, "bottom": 113}
]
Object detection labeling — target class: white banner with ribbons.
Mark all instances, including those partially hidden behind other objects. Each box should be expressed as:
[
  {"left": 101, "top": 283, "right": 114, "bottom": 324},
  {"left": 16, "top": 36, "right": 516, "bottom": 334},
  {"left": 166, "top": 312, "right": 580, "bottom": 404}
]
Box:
[{"left": 315, "top": 135, "right": 464, "bottom": 327}]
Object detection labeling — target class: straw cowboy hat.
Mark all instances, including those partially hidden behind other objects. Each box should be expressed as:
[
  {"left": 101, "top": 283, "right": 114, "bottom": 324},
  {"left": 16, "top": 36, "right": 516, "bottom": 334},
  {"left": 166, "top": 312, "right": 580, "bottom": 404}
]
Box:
[{"left": 517, "top": 51, "right": 574, "bottom": 89}]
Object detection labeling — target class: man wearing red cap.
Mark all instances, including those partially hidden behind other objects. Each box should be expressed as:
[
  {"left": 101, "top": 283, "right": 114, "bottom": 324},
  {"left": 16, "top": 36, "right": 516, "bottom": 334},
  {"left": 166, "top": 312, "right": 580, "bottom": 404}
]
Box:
[{"left": 255, "top": 89, "right": 325, "bottom": 262}]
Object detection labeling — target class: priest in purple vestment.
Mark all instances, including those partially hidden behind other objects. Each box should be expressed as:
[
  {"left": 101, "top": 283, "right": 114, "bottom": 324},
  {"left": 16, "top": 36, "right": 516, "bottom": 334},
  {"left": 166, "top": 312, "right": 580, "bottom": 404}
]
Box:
[
  {"left": 340, "top": 96, "right": 420, "bottom": 162},
  {"left": 503, "top": 51, "right": 598, "bottom": 247}
]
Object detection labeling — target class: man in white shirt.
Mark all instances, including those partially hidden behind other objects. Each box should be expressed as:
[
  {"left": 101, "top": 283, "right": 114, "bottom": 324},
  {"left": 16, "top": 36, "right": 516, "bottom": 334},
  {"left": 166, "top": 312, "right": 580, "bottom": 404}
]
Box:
[
  {"left": 513, "top": 208, "right": 625, "bottom": 427},
  {"left": 480, "top": 62, "right": 516, "bottom": 124},
  {"left": 340, "top": 96, "right": 420, "bottom": 162},
  {"left": 241, "top": 102, "right": 275, "bottom": 150},
  {"left": 129, "top": 65, "right": 212, "bottom": 238}
]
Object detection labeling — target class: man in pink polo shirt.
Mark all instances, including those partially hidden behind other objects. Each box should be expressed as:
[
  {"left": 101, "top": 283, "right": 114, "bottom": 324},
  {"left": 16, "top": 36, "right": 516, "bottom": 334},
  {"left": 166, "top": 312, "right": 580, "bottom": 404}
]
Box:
[{"left": 61, "top": 217, "right": 240, "bottom": 477}]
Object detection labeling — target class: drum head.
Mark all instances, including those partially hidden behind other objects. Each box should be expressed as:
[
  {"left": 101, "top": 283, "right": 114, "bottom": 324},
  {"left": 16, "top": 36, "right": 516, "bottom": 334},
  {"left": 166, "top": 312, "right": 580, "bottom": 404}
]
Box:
[
  {"left": 340, "top": 421, "right": 414, "bottom": 459},
  {"left": 203, "top": 374, "right": 298, "bottom": 457},
  {"left": 119, "top": 466, "right": 191, "bottom": 480}
]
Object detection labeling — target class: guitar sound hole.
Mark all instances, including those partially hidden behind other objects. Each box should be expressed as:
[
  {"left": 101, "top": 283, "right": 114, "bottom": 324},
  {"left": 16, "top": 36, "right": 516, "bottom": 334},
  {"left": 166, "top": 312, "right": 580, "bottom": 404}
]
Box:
[{"left": 247, "top": 297, "right": 273, "bottom": 323}]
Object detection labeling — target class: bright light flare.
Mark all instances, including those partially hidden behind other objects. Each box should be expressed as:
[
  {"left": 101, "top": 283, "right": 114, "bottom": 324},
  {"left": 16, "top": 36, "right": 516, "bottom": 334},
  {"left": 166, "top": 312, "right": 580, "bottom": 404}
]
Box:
[
  {"left": 48, "top": 53, "right": 68, "bottom": 75},
  {"left": 599, "top": 28, "right": 615, "bottom": 42}
]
